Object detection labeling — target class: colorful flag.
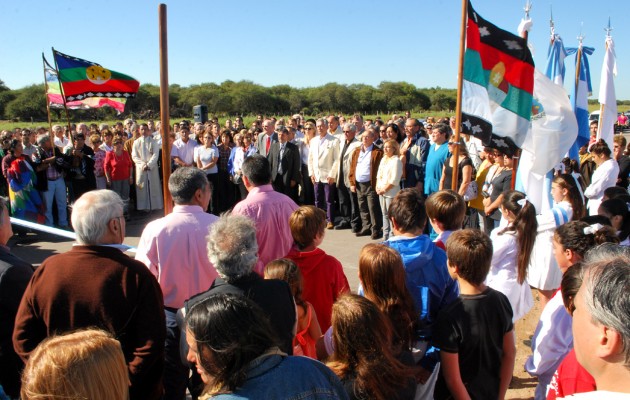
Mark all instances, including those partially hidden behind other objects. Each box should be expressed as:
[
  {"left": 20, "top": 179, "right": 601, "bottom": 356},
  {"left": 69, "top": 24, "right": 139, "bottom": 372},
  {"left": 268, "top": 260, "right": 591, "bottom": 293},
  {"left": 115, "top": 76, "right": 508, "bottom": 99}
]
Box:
[
  {"left": 566, "top": 44, "right": 594, "bottom": 158},
  {"left": 44, "top": 55, "right": 128, "bottom": 113},
  {"left": 52, "top": 49, "right": 139, "bottom": 102},
  {"left": 514, "top": 21, "right": 578, "bottom": 213},
  {"left": 461, "top": 0, "right": 535, "bottom": 156},
  {"left": 597, "top": 36, "right": 617, "bottom": 150}
]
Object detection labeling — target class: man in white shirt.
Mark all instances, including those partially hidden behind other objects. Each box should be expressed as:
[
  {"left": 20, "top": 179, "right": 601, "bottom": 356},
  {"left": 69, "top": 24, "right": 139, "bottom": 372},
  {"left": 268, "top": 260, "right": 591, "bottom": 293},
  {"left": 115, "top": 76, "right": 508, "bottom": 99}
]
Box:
[{"left": 171, "top": 124, "right": 198, "bottom": 168}]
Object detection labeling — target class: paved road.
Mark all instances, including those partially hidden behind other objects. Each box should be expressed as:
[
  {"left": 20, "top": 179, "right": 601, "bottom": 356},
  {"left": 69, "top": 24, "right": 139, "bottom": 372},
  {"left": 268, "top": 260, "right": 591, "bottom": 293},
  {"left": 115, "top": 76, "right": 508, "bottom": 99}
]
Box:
[{"left": 8, "top": 210, "right": 378, "bottom": 291}]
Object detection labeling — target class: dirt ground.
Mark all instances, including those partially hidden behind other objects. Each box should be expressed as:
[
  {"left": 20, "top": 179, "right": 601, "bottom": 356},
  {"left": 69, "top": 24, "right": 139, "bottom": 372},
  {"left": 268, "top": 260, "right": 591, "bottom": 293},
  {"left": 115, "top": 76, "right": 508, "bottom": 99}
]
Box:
[{"left": 508, "top": 289, "right": 543, "bottom": 400}]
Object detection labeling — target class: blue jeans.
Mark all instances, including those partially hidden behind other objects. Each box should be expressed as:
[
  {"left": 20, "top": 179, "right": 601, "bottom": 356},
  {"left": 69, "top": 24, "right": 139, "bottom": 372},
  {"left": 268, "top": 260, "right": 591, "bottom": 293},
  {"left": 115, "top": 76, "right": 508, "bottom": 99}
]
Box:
[
  {"left": 164, "top": 309, "right": 188, "bottom": 400},
  {"left": 42, "top": 179, "right": 68, "bottom": 227}
]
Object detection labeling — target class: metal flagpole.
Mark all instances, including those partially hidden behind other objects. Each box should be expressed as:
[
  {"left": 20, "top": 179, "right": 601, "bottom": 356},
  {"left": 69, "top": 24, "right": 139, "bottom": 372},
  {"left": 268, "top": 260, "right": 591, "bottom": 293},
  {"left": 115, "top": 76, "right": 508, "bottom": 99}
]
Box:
[
  {"left": 41, "top": 54, "right": 53, "bottom": 135},
  {"left": 510, "top": 0, "right": 532, "bottom": 190}
]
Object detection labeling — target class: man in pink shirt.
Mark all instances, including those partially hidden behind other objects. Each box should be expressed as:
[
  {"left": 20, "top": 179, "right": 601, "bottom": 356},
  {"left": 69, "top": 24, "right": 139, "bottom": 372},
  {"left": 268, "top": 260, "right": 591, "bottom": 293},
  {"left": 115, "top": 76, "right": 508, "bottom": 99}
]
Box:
[
  {"left": 136, "top": 167, "right": 218, "bottom": 400},
  {"left": 232, "top": 154, "right": 298, "bottom": 275}
]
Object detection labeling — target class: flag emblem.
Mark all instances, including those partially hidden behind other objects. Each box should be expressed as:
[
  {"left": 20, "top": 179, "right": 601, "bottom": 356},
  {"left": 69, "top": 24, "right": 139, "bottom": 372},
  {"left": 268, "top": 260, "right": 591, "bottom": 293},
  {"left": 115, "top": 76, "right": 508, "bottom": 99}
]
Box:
[{"left": 86, "top": 65, "right": 112, "bottom": 85}]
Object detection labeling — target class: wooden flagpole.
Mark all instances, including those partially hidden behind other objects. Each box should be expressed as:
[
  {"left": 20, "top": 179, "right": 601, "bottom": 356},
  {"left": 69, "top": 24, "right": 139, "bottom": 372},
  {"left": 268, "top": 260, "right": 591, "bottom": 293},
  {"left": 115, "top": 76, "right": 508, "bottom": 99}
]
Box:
[
  {"left": 159, "top": 4, "right": 173, "bottom": 215},
  {"left": 451, "top": 0, "right": 468, "bottom": 191},
  {"left": 41, "top": 54, "right": 53, "bottom": 135},
  {"left": 51, "top": 48, "right": 74, "bottom": 140}
]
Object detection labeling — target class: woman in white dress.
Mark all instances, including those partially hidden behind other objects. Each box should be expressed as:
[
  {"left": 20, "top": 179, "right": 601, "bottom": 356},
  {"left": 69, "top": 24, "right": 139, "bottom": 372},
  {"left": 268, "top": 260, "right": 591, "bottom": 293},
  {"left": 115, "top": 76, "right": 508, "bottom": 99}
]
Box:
[
  {"left": 195, "top": 131, "right": 218, "bottom": 213},
  {"left": 527, "top": 174, "right": 585, "bottom": 308},
  {"left": 487, "top": 190, "right": 537, "bottom": 322},
  {"left": 584, "top": 140, "right": 619, "bottom": 215},
  {"left": 598, "top": 197, "right": 630, "bottom": 246},
  {"left": 375, "top": 139, "right": 403, "bottom": 240}
]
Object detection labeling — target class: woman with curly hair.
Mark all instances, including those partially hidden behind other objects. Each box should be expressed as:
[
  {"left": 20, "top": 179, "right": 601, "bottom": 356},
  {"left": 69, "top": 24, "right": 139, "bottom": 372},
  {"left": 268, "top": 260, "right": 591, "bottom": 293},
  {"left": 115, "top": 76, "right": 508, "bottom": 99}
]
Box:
[{"left": 327, "top": 294, "right": 416, "bottom": 400}]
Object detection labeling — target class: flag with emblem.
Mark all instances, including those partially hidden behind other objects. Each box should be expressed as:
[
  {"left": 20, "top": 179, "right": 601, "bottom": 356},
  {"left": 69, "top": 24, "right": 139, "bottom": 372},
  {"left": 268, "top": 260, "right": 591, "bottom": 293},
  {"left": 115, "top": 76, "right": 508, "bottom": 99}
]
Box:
[
  {"left": 43, "top": 55, "right": 128, "bottom": 113},
  {"left": 52, "top": 49, "right": 139, "bottom": 102},
  {"left": 461, "top": 0, "right": 534, "bottom": 156}
]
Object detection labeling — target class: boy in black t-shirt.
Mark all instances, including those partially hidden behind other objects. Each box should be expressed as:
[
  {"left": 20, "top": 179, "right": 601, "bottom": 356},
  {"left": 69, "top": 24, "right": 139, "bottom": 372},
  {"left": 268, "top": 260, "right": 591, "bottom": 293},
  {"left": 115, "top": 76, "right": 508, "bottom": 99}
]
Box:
[{"left": 432, "top": 229, "right": 516, "bottom": 400}]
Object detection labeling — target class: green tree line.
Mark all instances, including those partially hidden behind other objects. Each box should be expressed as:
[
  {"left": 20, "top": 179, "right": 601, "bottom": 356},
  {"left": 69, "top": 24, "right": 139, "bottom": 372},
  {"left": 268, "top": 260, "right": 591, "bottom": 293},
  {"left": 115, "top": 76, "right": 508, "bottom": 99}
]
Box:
[{"left": 0, "top": 78, "right": 458, "bottom": 122}]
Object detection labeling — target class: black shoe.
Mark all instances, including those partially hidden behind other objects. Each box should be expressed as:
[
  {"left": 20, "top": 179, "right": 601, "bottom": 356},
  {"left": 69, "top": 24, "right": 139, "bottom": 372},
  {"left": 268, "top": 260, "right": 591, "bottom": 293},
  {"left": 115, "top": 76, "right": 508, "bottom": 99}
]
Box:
[
  {"left": 371, "top": 231, "right": 383, "bottom": 240},
  {"left": 355, "top": 230, "right": 371, "bottom": 237},
  {"left": 334, "top": 222, "right": 350, "bottom": 230}
]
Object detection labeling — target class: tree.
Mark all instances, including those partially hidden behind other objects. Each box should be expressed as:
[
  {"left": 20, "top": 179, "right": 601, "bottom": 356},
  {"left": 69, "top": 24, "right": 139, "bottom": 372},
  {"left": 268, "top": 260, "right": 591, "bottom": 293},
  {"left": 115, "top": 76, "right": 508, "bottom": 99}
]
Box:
[{"left": 4, "top": 84, "right": 47, "bottom": 121}]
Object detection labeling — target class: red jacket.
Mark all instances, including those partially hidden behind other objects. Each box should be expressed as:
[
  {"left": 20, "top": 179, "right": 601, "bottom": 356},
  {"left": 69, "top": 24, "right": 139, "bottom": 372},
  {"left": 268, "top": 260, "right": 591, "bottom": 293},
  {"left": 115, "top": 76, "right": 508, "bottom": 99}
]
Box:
[
  {"left": 547, "top": 349, "right": 596, "bottom": 400},
  {"left": 286, "top": 246, "right": 350, "bottom": 331}
]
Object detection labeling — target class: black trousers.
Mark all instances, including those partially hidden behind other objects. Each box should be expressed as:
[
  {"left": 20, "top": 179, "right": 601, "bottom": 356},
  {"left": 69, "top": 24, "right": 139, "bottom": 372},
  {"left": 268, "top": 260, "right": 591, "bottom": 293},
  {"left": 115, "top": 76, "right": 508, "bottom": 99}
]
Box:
[
  {"left": 356, "top": 182, "right": 382, "bottom": 234},
  {"left": 337, "top": 183, "right": 361, "bottom": 231}
]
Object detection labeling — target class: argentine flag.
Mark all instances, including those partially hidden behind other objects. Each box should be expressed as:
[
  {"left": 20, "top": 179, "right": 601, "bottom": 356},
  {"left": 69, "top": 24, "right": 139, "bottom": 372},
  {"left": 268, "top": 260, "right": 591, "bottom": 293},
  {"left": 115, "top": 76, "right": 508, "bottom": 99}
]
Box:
[{"left": 566, "top": 44, "right": 595, "bottom": 159}]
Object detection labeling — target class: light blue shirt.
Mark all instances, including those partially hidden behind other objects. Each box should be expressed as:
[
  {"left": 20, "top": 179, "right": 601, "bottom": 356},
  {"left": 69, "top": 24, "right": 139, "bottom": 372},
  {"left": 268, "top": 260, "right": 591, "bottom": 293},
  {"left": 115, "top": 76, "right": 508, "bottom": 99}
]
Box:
[{"left": 356, "top": 144, "right": 373, "bottom": 183}]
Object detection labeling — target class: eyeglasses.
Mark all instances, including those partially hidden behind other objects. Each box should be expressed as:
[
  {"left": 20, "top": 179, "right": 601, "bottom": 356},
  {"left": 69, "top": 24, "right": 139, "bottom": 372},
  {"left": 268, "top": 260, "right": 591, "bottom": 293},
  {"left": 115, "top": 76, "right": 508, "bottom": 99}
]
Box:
[
  {"left": 343, "top": 131, "right": 352, "bottom": 134},
  {"left": 447, "top": 142, "right": 456, "bottom": 145},
  {"left": 305, "top": 127, "right": 314, "bottom": 130}
]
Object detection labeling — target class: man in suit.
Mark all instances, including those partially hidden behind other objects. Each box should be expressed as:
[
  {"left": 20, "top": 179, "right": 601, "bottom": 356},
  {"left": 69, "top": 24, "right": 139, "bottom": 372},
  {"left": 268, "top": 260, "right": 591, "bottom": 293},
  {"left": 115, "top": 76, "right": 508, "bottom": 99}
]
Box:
[
  {"left": 308, "top": 118, "right": 340, "bottom": 229},
  {"left": 257, "top": 119, "right": 278, "bottom": 157},
  {"left": 268, "top": 125, "right": 301, "bottom": 203}
]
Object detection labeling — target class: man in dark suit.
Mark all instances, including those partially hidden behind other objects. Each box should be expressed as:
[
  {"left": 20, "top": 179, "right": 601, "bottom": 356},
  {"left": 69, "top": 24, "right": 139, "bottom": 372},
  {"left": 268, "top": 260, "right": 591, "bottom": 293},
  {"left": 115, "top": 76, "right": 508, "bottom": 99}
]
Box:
[{"left": 268, "top": 126, "right": 301, "bottom": 202}]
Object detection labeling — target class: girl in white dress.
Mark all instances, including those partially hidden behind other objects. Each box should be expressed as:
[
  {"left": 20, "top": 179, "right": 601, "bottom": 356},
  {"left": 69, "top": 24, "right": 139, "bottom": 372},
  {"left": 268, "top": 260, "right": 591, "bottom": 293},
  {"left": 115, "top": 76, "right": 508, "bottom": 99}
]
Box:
[
  {"left": 528, "top": 174, "right": 585, "bottom": 308},
  {"left": 487, "top": 190, "right": 537, "bottom": 322}
]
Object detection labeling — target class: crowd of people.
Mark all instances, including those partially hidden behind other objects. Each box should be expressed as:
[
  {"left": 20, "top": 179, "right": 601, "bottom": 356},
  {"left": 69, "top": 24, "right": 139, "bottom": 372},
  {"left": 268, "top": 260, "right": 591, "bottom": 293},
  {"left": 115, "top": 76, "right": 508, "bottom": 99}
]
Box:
[{"left": 1, "top": 111, "right": 630, "bottom": 400}]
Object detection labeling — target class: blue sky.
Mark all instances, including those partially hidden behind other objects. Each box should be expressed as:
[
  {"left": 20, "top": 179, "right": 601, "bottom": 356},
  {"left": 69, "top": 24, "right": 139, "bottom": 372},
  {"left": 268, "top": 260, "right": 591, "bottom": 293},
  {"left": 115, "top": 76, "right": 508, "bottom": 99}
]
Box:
[{"left": 1, "top": 0, "right": 628, "bottom": 103}]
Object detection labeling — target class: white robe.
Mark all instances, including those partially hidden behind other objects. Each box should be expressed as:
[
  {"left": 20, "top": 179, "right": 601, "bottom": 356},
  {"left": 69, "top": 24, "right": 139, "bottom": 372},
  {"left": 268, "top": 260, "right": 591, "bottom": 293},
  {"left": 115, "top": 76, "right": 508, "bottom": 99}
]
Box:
[
  {"left": 528, "top": 201, "right": 573, "bottom": 290},
  {"left": 487, "top": 228, "right": 534, "bottom": 322},
  {"left": 525, "top": 290, "right": 573, "bottom": 400},
  {"left": 584, "top": 158, "right": 619, "bottom": 215},
  {"left": 132, "top": 136, "right": 163, "bottom": 210}
]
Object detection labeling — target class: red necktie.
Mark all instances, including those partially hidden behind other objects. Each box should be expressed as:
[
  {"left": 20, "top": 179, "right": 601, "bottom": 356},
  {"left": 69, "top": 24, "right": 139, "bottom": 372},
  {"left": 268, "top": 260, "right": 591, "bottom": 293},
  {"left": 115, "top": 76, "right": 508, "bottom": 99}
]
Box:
[{"left": 266, "top": 136, "right": 271, "bottom": 153}]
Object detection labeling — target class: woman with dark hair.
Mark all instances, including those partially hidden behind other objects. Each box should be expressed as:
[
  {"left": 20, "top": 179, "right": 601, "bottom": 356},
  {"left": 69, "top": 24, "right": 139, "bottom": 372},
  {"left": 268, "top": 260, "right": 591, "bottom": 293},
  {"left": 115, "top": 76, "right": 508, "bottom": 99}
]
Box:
[
  {"left": 584, "top": 140, "right": 619, "bottom": 215},
  {"left": 385, "top": 123, "right": 404, "bottom": 144},
  {"left": 482, "top": 149, "right": 513, "bottom": 234},
  {"left": 327, "top": 294, "right": 416, "bottom": 400},
  {"left": 486, "top": 190, "right": 537, "bottom": 322},
  {"left": 439, "top": 139, "right": 473, "bottom": 197},
  {"left": 185, "top": 293, "right": 347, "bottom": 399},
  {"left": 216, "top": 129, "right": 234, "bottom": 212},
  {"left": 528, "top": 174, "right": 585, "bottom": 307},
  {"left": 4, "top": 139, "right": 44, "bottom": 222},
  {"left": 598, "top": 198, "right": 630, "bottom": 245}
]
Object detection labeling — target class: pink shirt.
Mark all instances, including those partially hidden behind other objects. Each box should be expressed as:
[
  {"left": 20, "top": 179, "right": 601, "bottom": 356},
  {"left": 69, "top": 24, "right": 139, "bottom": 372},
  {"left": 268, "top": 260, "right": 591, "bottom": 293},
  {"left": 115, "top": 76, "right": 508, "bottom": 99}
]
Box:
[
  {"left": 135, "top": 205, "right": 219, "bottom": 309},
  {"left": 232, "top": 184, "right": 298, "bottom": 275}
]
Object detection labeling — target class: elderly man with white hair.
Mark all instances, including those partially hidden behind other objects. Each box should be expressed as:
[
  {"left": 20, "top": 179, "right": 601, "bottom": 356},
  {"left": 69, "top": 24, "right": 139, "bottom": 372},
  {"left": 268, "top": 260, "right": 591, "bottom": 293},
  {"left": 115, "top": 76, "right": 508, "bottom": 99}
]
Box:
[
  {"left": 184, "top": 213, "right": 296, "bottom": 355},
  {"left": 12, "top": 190, "right": 165, "bottom": 400},
  {"left": 564, "top": 245, "right": 630, "bottom": 399}
]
